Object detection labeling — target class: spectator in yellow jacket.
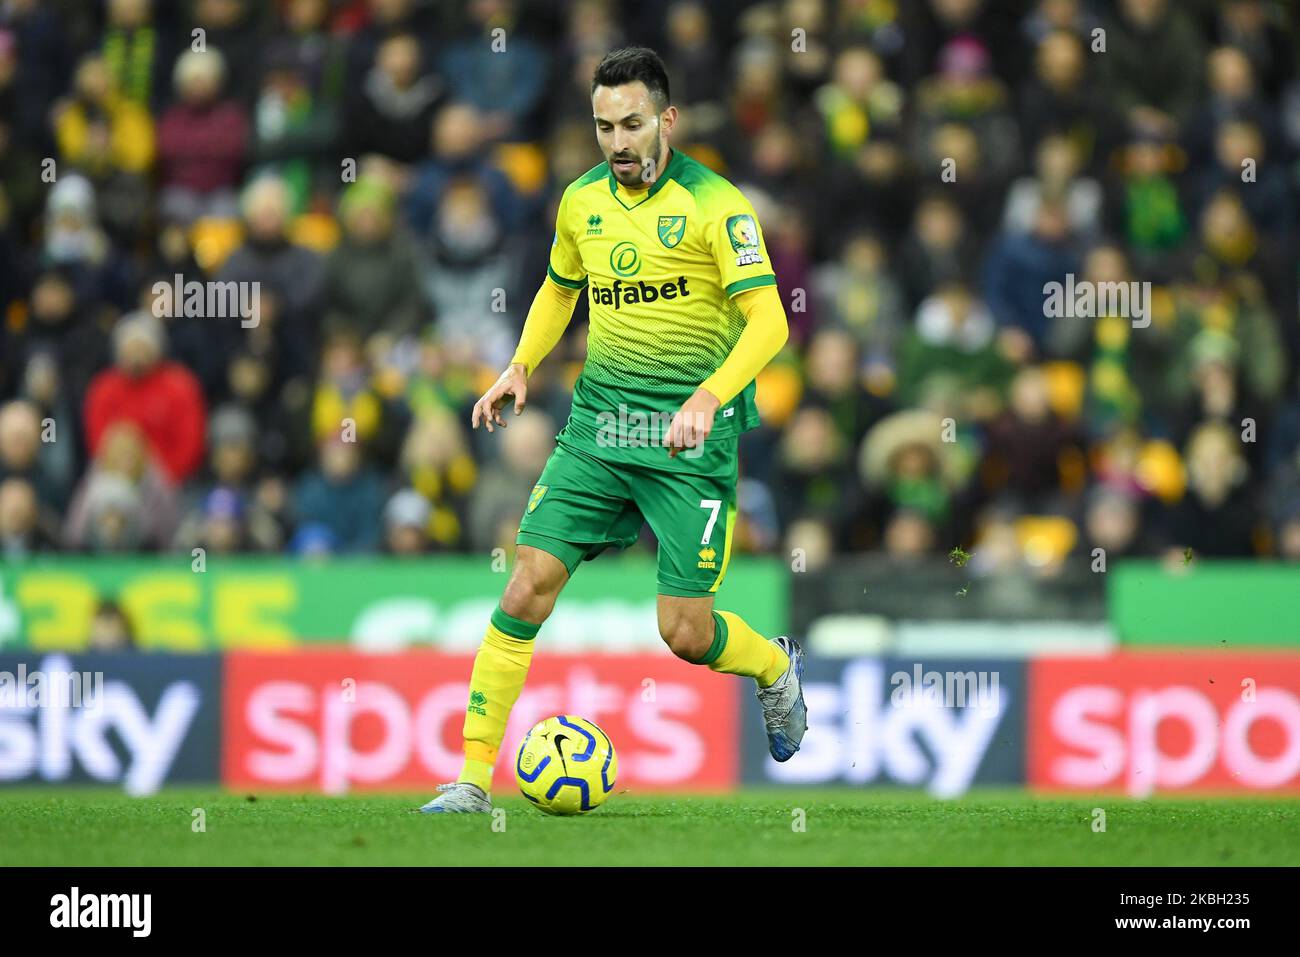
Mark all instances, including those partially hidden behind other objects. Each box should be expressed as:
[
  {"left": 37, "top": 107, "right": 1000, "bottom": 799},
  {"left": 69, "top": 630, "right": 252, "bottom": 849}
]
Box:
[{"left": 54, "top": 53, "right": 154, "bottom": 176}]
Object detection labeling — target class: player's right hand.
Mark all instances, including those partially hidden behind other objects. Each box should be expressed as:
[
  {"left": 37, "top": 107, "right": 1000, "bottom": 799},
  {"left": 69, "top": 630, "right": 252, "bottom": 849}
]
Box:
[{"left": 472, "top": 362, "right": 528, "bottom": 433}]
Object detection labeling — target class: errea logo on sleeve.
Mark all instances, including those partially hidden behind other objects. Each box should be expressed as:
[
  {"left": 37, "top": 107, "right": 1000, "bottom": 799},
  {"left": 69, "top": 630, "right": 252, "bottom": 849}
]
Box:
[{"left": 726, "top": 214, "right": 764, "bottom": 266}]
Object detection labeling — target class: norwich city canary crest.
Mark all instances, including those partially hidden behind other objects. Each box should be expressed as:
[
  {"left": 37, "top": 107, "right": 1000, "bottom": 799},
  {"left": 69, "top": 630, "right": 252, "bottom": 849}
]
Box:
[
  {"left": 658, "top": 215, "right": 686, "bottom": 248},
  {"left": 527, "top": 485, "right": 548, "bottom": 513}
]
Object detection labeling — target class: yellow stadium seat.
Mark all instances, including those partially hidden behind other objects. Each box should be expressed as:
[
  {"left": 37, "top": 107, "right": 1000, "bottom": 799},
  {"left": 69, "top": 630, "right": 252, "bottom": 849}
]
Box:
[
  {"left": 189, "top": 218, "right": 244, "bottom": 273},
  {"left": 492, "top": 143, "right": 548, "bottom": 196},
  {"left": 684, "top": 142, "right": 725, "bottom": 173},
  {"left": 290, "top": 212, "right": 342, "bottom": 254},
  {"left": 1137, "top": 439, "right": 1186, "bottom": 503},
  {"left": 1041, "top": 360, "right": 1085, "bottom": 420},
  {"left": 755, "top": 362, "right": 803, "bottom": 429},
  {"left": 1015, "top": 515, "right": 1078, "bottom": 567}
]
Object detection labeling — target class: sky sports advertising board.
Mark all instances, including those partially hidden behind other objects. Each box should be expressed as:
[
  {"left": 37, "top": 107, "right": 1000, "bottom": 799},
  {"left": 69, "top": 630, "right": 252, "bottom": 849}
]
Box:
[{"left": 3, "top": 651, "right": 1298, "bottom": 796}]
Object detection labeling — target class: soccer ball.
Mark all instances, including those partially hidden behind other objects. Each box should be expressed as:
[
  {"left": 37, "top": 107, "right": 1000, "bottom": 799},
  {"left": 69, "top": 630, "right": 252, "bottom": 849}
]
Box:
[{"left": 515, "top": 715, "right": 618, "bottom": 815}]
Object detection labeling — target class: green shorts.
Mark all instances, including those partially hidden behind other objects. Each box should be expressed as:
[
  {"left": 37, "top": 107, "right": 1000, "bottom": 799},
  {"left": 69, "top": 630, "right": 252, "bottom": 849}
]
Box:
[{"left": 516, "top": 435, "right": 739, "bottom": 597}]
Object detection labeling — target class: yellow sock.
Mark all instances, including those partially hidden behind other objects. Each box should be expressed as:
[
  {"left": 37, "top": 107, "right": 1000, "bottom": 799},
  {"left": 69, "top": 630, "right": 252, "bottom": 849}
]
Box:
[
  {"left": 457, "top": 606, "right": 538, "bottom": 793},
  {"left": 697, "top": 610, "right": 789, "bottom": 687}
]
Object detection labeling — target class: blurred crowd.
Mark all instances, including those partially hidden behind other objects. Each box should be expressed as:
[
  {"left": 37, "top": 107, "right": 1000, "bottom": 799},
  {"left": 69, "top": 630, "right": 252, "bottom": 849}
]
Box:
[{"left": 1, "top": 0, "right": 1299, "bottom": 572}]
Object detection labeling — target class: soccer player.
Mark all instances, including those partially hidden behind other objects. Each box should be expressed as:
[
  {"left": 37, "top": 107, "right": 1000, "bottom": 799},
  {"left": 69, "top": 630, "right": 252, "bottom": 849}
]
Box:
[{"left": 421, "top": 47, "right": 805, "bottom": 813}]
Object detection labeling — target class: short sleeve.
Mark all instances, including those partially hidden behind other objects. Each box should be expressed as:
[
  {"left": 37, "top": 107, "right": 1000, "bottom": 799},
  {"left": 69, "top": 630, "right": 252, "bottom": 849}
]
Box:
[
  {"left": 546, "top": 187, "right": 587, "bottom": 289},
  {"left": 705, "top": 191, "right": 777, "bottom": 299}
]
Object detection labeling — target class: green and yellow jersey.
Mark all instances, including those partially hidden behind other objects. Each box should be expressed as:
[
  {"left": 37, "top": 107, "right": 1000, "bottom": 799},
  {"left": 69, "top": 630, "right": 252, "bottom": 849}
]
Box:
[{"left": 545, "top": 149, "right": 778, "bottom": 459}]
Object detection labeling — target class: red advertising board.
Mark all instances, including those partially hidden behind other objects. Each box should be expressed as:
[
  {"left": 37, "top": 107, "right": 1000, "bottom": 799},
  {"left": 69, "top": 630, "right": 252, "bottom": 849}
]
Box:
[
  {"left": 1029, "top": 653, "right": 1300, "bottom": 795},
  {"left": 221, "top": 651, "right": 738, "bottom": 794}
]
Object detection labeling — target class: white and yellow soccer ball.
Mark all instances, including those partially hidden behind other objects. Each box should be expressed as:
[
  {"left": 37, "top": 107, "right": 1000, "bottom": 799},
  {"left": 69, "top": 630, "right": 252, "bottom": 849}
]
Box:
[{"left": 515, "top": 715, "right": 618, "bottom": 815}]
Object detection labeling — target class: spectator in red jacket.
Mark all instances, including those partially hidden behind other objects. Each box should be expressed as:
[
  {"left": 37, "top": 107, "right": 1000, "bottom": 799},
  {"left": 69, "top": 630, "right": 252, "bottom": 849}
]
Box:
[
  {"left": 84, "top": 312, "right": 207, "bottom": 484},
  {"left": 156, "top": 47, "right": 248, "bottom": 224}
]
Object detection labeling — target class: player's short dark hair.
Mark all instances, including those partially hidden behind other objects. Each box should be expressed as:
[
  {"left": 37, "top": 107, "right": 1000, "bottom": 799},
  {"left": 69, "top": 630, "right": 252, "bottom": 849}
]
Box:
[{"left": 591, "top": 47, "right": 671, "bottom": 111}]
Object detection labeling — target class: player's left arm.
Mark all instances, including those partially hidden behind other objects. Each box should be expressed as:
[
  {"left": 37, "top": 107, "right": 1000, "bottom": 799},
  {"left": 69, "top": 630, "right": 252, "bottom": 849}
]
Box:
[
  {"left": 699, "top": 285, "right": 788, "bottom": 406},
  {"left": 665, "top": 195, "right": 788, "bottom": 457}
]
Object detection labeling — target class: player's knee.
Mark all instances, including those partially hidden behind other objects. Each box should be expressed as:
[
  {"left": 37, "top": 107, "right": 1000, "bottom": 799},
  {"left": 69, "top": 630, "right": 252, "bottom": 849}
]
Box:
[
  {"left": 500, "top": 547, "right": 567, "bottom": 621},
  {"left": 658, "top": 615, "right": 712, "bottom": 662}
]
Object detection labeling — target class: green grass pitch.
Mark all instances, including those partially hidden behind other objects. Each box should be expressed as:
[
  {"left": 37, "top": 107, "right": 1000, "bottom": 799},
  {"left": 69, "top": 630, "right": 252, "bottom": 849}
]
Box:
[{"left": 2, "top": 788, "right": 1296, "bottom": 866}]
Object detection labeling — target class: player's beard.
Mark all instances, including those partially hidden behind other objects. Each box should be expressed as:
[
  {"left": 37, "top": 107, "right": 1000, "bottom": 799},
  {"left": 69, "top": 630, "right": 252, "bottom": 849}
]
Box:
[{"left": 608, "top": 129, "right": 662, "bottom": 188}]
